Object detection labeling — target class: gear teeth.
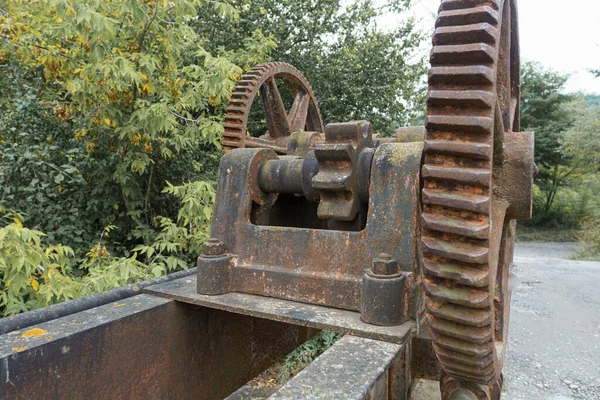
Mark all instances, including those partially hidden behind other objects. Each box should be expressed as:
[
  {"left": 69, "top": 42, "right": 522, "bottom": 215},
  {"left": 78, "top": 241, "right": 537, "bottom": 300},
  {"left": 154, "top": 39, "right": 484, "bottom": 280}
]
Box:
[
  {"left": 421, "top": 213, "right": 490, "bottom": 239},
  {"left": 428, "top": 90, "right": 495, "bottom": 108},
  {"left": 228, "top": 97, "right": 249, "bottom": 104},
  {"left": 441, "top": 365, "right": 495, "bottom": 385},
  {"left": 430, "top": 330, "right": 494, "bottom": 357},
  {"left": 439, "top": 0, "right": 500, "bottom": 12},
  {"left": 226, "top": 106, "right": 247, "bottom": 113},
  {"left": 225, "top": 115, "right": 245, "bottom": 123},
  {"left": 422, "top": 188, "right": 490, "bottom": 213},
  {"left": 430, "top": 317, "right": 493, "bottom": 344},
  {"left": 424, "top": 141, "right": 491, "bottom": 160},
  {"left": 422, "top": 237, "right": 489, "bottom": 264},
  {"left": 426, "top": 115, "right": 493, "bottom": 134},
  {"left": 436, "top": 346, "right": 494, "bottom": 367},
  {"left": 434, "top": 23, "right": 499, "bottom": 46},
  {"left": 422, "top": 165, "right": 491, "bottom": 187},
  {"left": 423, "top": 258, "right": 489, "bottom": 287},
  {"left": 224, "top": 122, "right": 244, "bottom": 131},
  {"left": 440, "top": 355, "right": 496, "bottom": 377},
  {"left": 429, "top": 66, "right": 495, "bottom": 86},
  {"left": 426, "top": 299, "right": 492, "bottom": 325},
  {"left": 425, "top": 279, "right": 490, "bottom": 308},
  {"left": 431, "top": 43, "right": 496, "bottom": 65},
  {"left": 232, "top": 89, "right": 252, "bottom": 96},
  {"left": 437, "top": 6, "right": 500, "bottom": 27}
]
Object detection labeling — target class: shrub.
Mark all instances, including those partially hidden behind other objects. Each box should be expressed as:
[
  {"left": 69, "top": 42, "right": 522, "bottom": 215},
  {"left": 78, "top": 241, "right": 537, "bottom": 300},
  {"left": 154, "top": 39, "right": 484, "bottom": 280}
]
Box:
[
  {"left": 574, "top": 217, "right": 600, "bottom": 261},
  {"left": 279, "top": 331, "right": 344, "bottom": 382}
]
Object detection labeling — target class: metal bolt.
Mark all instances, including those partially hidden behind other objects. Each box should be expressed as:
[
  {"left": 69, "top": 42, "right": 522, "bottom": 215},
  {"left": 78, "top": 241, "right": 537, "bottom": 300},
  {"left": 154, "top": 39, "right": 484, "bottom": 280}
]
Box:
[
  {"left": 203, "top": 238, "right": 226, "bottom": 256},
  {"left": 372, "top": 253, "right": 399, "bottom": 275}
]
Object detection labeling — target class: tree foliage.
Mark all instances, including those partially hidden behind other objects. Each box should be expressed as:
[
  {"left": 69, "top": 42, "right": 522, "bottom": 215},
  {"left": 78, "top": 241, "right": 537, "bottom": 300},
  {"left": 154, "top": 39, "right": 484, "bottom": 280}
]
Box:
[
  {"left": 197, "top": 0, "right": 427, "bottom": 135},
  {"left": 520, "top": 61, "right": 576, "bottom": 214},
  {"left": 0, "top": 178, "right": 214, "bottom": 316},
  {"left": 1, "top": 0, "right": 273, "bottom": 243}
]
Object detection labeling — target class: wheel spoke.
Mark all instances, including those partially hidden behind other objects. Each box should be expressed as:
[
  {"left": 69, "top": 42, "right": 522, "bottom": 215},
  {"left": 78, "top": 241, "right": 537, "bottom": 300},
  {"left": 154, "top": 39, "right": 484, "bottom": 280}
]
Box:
[
  {"left": 287, "top": 90, "right": 310, "bottom": 132},
  {"left": 260, "top": 77, "right": 291, "bottom": 139},
  {"left": 244, "top": 136, "right": 287, "bottom": 154}
]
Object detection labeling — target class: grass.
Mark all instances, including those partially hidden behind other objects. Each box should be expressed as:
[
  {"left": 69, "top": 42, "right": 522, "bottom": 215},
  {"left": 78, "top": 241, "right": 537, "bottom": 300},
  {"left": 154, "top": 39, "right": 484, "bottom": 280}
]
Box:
[
  {"left": 516, "top": 226, "right": 578, "bottom": 242},
  {"left": 279, "top": 330, "right": 343, "bottom": 382},
  {"left": 246, "top": 330, "right": 344, "bottom": 393},
  {"left": 571, "top": 254, "right": 600, "bottom": 262}
]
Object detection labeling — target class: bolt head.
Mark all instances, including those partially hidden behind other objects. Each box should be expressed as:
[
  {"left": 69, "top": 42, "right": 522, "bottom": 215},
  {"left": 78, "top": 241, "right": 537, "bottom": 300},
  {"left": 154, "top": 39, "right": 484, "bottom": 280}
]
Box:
[
  {"left": 372, "top": 253, "right": 398, "bottom": 275},
  {"left": 203, "top": 238, "right": 226, "bottom": 256}
]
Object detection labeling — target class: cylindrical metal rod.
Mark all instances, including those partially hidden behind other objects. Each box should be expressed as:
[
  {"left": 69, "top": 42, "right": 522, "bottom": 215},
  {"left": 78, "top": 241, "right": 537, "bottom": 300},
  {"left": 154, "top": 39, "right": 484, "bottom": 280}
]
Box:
[
  {"left": 395, "top": 125, "right": 425, "bottom": 143},
  {"left": 258, "top": 157, "right": 305, "bottom": 194}
]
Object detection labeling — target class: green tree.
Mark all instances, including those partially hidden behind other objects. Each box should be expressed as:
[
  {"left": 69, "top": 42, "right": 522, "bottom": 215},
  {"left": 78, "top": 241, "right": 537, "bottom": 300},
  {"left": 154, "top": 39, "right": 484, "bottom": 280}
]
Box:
[
  {"left": 0, "top": 0, "right": 269, "bottom": 315},
  {"left": 562, "top": 102, "right": 600, "bottom": 259},
  {"left": 196, "top": 0, "right": 426, "bottom": 135},
  {"left": 1, "top": 0, "right": 273, "bottom": 250},
  {"left": 561, "top": 102, "right": 600, "bottom": 175},
  {"left": 520, "top": 61, "right": 576, "bottom": 213}
]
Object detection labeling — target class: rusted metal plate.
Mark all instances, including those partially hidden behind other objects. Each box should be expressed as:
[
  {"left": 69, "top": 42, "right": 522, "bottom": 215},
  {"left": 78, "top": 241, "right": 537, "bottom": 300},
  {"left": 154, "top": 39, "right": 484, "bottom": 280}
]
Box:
[
  {"left": 144, "top": 276, "right": 415, "bottom": 345},
  {"left": 268, "top": 335, "right": 403, "bottom": 400},
  {"left": 1, "top": 294, "right": 302, "bottom": 400},
  {"left": 205, "top": 142, "right": 423, "bottom": 315}
]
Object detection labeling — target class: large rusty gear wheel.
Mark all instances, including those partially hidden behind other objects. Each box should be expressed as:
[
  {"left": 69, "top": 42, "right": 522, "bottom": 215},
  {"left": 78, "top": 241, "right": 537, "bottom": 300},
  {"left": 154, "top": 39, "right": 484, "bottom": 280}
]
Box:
[
  {"left": 421, "top": 0, "right": 520, "bottom": 395},
  {"left": 223, "top": 62, "right": 324, "bottom": 154}
]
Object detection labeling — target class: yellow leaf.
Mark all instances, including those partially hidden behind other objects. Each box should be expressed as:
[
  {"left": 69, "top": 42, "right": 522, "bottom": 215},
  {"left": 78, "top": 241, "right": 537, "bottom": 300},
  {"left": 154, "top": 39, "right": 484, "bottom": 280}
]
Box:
[
  {"left": 31, "top": 279, "right": 39, "bottom": 291},
  {"left": 103, "top": 118, "right": 110, "bottom": 126},
  {"left": 13, "top": 218, "right": 23, "bottom": 228}
]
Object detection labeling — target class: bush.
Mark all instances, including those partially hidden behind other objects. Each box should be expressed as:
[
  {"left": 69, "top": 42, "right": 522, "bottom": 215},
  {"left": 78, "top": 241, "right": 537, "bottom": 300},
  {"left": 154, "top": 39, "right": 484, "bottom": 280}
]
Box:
[
  {"left": 279, "top": 331, "right": 344, "bottom": 382},
  {"left": 522, "top": 185, "right": 593, "bottom": 230},
  {"left": 574, "top": 217, "right": 600, "bottom": 261},
  {"left": 0, "top": 179, "right": 214, "bottom": 317}
]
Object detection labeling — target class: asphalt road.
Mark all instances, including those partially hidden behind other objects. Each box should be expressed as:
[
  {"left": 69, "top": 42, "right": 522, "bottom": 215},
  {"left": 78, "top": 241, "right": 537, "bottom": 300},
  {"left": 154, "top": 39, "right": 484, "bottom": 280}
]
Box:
[{"left": 503, "top": 242, "right": 600, "bottom": 400}]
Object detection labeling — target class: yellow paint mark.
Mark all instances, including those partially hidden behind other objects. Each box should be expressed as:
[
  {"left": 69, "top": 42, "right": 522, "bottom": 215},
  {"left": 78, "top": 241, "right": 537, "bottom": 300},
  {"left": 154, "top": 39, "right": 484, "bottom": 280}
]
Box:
[
  {"left": 11, "top": 346, "right": 28, "bottom": 352},
  {"left": 115, "top": 303, "right": 125, "bottom": 307},
  {"left": 21, "top": 328, "right": 48, "bottom": 338}
]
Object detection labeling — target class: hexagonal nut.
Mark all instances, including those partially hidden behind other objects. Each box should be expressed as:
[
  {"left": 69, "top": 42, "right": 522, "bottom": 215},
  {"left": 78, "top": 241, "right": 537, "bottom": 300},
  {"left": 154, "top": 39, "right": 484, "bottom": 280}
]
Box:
[
  {"left": 202, "top": 238, "right": 226, "bottom": 256},
  {"left": 372, "top": 253, "right": 398, "bottom": 275}
]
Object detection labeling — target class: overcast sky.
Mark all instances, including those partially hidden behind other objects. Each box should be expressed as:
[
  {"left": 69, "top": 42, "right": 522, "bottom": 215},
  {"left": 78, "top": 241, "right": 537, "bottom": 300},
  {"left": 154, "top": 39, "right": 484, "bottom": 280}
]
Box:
[{"left": 406, "top": 0, "right": 600, "bottom": 94}]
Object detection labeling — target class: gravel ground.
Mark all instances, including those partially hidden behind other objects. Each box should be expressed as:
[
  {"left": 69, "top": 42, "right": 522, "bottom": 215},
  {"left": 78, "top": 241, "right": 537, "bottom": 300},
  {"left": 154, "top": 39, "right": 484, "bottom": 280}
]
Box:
[{"left": 503, "top": 242, "right": 600, "bottom": 400}]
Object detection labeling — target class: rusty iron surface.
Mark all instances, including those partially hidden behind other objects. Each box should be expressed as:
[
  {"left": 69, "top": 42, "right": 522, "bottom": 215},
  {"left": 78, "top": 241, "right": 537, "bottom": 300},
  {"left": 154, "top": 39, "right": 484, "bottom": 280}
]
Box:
[
  {"left": 422, "top": 0, "right": 532, "bottom": 398},
  {"left": 222, "top": 62, "right": 324, "bottom": 153},
  {"left": 145, "top": 276, "right": 415, "bottom": 345},
  {"left": 268, "top": 335, "right": 404, "bottom": 400},
  {"left": 412, "top": 324, "right": 443, "bottom": 382},
  {"left": 203, "top": 141, "right": 423, "bottom": 319},
  {"left": 0, "top": 294, "right": 304, "bottom": 400}
]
